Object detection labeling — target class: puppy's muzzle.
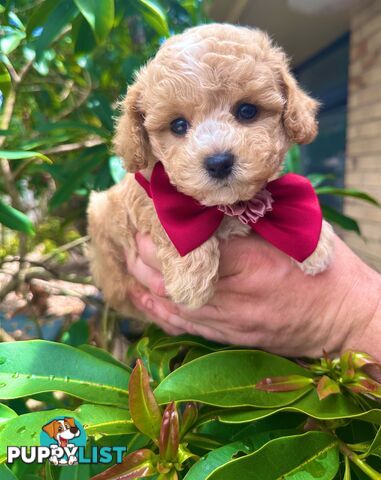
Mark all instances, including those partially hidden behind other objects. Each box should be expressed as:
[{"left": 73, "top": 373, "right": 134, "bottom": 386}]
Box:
[
  {"left": 204, "top": 152, "right": 234, "bottom": 179},
  {"left": 70, "top": 427, "right": 79, "bottom": 434}
]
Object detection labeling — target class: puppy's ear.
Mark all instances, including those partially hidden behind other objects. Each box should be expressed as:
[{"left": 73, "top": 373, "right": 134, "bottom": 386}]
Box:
[
  {"left": 280, "top": 67, "right": 319, "bottom": 144},
  {"left": 42, "top": 420, "right": 58, "bottom": 438},
  {"left": 64, "top": 417, "right": 75, "bottom": 428},
  {"left": 113, "top": 81, "right": 151, "bottom": 172}
]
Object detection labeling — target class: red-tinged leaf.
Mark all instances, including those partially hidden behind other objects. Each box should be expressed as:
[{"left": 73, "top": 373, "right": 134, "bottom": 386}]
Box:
[
  {"left": 316, "top": 375, "right": 341, "bottom": 401},
  {"left": 160, "top": 402, "right": 180, "bottom": 462},
  {"left": 180, "top": 402, "right": 198, "bottom": 438},
  {"left": 129, "top": 359, "right": 162, "bottom": 441},
  {"left": 340, "top": 351, "right": 356, "bottom": 380},
  {"left": 348, "top": 376, "right": 381, "bottom": 398},
  {"left": 91, "top": 449, "right": 157, "bottom": 480},
  {"left": 255, "top": 375, "right": 314, "bottom": 392}
]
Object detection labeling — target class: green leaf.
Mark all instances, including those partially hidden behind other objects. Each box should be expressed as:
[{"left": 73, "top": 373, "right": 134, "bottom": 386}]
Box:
[
  {"left": 129, "top": 359, "right": 162, "bottom": 441},
  {"left": 26, "top": 0, "right": 62, "bottom": 35},
  {"left": 283, "top": 145, "right": 301, "bottom": 174},
  {"left": 0, "top": 465, "right": 18, "bottom": 480},
  {"left": 321, "top": 205, "right": 361, "bottom": 234},
  {"left": 0, "top": 63, "right": 11, "bottom": 98},
  {"left": 0, "top": 404, "right": 17, "bottom": 423},
  {"left": 78, "top": 345, "right": 131, "bottom": 372},
  {"left": 73, "top": 0, "right": 114, "bottom": 44},
  {"left": 0, "top": 29, "right": 26, "bottom": 54},
  {"left": 218, "top": 389, "right": 381, "bottom": 424},
  {"left": 184, "top": 441, "right": 249, "bottom": 480},
  {"left": 365, "top": 425, "right": 381, "bottom": 459},
  {"left": 0, "top": 150, "right": 52, "bottom": 163},
  {"left": 0, "top": 404, "right": 135, "bottom": 463},
  {"left": 307, "top": 173, "right": 334, "bottom": 188},
  {"left": 136, "top": 0, "right": 170, "bottom": 37},
  {"left": 49, "top": 146, "right": 106, "bottom": 210},
  {"left": 61, "top": 319, "right": 89, "bottom": 346},
  {"left": 154, "top": 351, "right": 313, "bottom": 408},
  {"left": 77, "top": 404, "right": 136, "bottom": 437},
  {"left": 59, "top": 463, "right": 90, "bottom": 480},
  {"left": 208, "top": 432, "right": 339, "bottom": 480},
  {"left": 109, "top": 156, "right": 126, "bottom": 184},
  {"left": 316, "top": 187, "right": 380, "bottom": 206},
  {"left": 34, "top": 0, "right": 79, "bottom": 61},
  {"left": 0, "top": 340, "right": 129, "bottom": 406},
  {"left": 0, "top": 199, "right": 35, "bottom": 235}
]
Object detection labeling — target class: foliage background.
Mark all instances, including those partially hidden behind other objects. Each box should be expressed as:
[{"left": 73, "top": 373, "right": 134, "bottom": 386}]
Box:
[{"left": 1, "top": 2, "right": 381, "bottom": 480}]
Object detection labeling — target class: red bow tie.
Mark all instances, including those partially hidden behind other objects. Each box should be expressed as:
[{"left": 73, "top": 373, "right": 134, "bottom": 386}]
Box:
[{"left": 135, "top": 162, "right": 322, "bottom": 262}]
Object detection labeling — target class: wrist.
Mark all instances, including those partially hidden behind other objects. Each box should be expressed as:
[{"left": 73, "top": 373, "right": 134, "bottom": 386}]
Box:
[{"left": 341, "top": 266, "right": 381, "bottom": 360}]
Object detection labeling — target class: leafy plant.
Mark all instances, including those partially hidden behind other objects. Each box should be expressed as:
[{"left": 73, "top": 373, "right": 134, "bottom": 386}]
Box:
[
  {"left": 1, "top": 327, "right": 381, "bottom": 479},
  {"left": 284, "top": 145, "right": 380, "bottom": 234},
  {"left": 0, "top": 0, "right": 207, "bottom": 256}
]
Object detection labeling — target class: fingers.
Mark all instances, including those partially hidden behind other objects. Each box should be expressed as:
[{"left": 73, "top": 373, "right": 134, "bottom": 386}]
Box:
[
  {"left": 126, "top": 250, "right": 166, "bottom": 297},
  {"left": 136, "top": 233, "right": 161, "bottom": 270}
]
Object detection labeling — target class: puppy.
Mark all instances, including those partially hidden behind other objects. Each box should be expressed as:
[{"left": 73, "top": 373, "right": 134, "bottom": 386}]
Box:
[
  {"left": 42, "top": 417, "right": 80, "bottom": 465},
  {"left": 87, "top": 24, "right": 334, "bottom": 314}
]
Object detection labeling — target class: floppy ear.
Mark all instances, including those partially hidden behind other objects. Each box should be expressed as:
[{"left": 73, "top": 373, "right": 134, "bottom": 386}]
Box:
[
  {"left": 280, "top": 67, "right": 319, "bottom": 144},
  {"left": 42, "top": 420, "right": 58, "bottom": 438},
  {"left": 113, "top": 81, "right": 151, "bottom": 173},
  {"left": 64, "top": 417, "right": 76, "bottom": 428}
]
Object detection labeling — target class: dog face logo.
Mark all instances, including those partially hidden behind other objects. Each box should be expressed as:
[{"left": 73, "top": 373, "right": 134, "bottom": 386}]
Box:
[{"left": 40, "top": 417, "right": 86, "bottom": 465}]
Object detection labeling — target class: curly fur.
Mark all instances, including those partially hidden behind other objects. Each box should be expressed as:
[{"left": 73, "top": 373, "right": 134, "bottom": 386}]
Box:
[{"left": 88, "top": 24, "right": 334, "bottom": 312}]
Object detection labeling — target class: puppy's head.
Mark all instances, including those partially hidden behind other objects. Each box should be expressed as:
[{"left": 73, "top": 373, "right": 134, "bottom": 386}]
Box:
[
  {"left": 114, "top": 24, "right": 319, "bottom": 206},
  {"left": 42, "top": 417, "right": 79, "bottom": 441}
]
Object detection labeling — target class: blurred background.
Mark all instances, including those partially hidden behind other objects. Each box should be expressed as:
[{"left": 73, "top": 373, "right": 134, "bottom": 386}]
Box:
[{"left": 0, "top": 0, "right": 380, "bottom": 348}]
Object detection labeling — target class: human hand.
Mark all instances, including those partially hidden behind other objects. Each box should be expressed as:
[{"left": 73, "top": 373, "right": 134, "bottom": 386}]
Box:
[{"left": 126, "top": 232, "right": 381, "bottom": 359}]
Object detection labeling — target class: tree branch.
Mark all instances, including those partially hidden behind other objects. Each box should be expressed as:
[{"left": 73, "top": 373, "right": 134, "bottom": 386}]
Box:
[{"left": 41, "top": 138, "right": 104, "bottom": 155}]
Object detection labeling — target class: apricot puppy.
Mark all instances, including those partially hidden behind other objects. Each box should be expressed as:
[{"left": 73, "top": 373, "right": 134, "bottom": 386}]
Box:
[{"left": 87, "top": 24, "right": 334, "bottom": 314}]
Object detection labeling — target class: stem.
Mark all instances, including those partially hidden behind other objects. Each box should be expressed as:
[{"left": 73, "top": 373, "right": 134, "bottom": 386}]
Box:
[
  {"left": 339, "top": 440, "right": 381, "bottom": 480},
  {"left": 101, "top": 303, "right": 110, "bottom": 351}
]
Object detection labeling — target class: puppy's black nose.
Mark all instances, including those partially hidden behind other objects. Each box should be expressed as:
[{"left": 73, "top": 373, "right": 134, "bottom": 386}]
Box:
[
  {"left": 205, "top": 152, "right": 234, "bottom": 179},
  {"left": 70, "top": 427, "right": 79, "bottom": 434}
]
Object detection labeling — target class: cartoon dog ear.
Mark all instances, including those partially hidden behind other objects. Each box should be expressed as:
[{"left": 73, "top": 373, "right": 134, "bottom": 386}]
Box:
[
  {"left": 42, "top": 421, "right": 58, "bottom": 438},
  {"left": 280, "top": 66, "right": 319, "bottom": 145},
  {"left": 64, "top": 417, "right": 76, "bottom": 428},
  {"left": 113, "top": 77, "right": 151, "bottom": 173}
]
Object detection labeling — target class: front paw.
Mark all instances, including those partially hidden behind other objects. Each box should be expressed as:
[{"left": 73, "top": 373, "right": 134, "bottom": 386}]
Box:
[
  {"left": 298, "top": 220, "right": 334, "bottom": 275},
  {"left": 162, "top": 243, "right": 220, "bottom": 309},
  {"left": 166, "top": 273, "right": 216, "bottom": 309}
]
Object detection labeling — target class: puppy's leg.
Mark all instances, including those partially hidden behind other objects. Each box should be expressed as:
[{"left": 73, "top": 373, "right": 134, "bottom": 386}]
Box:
[
  {"left": 153, "top": 228, "right": 220, "bottom": 309},
  {"left": 297, "top": 220, "right": 334, "bottom": 275},
  {"left": 87, "top": 186, "right": 142, "bottom": 318}
]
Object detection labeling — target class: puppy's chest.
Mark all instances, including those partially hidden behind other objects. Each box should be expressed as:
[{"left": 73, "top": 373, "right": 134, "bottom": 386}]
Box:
[{"left": 216, "top": 216, "right": 251, "bottom": 240}]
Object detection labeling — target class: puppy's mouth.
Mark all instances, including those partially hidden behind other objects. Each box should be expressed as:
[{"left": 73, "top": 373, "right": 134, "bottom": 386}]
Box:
[{"left": 59, "top": 438, "right": 68, "bottom": 448}]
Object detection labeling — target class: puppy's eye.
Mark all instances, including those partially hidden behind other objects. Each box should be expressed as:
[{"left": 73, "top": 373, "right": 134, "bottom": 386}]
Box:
[
  {"left": 170, "top": 117, "right": 189, "bottom": 135},
  {"left": 235, "top": 103, "right": 258, "bottom": 122},
  {"left": 58, "top": 426, "right": 63, "bottom": 432}
]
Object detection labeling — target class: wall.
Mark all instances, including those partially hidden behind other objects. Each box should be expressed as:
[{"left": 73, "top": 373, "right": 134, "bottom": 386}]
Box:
[{"left": 345, "top": 0, "right": 381, "bottom": 271}]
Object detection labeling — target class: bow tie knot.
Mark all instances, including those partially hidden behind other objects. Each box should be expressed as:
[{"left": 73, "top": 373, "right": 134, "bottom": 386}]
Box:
[{"left": 135, "top": 162, "right": 322, "bottom": 262}]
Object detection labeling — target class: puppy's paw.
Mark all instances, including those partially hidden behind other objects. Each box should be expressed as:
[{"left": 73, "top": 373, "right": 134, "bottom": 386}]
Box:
[
  {"left": 166, "top": 274, "right": 216, "bottom": 309},
  {"left": 298, "top": 220, "right": 334, "bottom": 275},
  {"left": 160, "top": 238, "right": 220, "bottom": 309}
]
